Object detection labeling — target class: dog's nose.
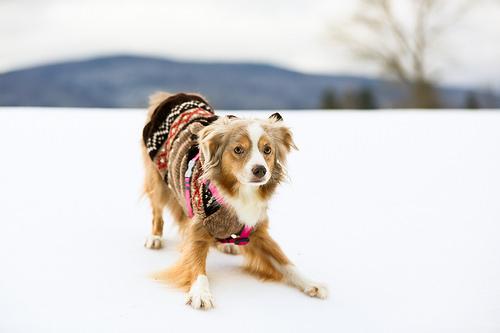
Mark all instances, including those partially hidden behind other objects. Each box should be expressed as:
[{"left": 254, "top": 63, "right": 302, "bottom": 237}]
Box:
[{"left": 252, "top": 165, "right": 267, "bottom": 178}]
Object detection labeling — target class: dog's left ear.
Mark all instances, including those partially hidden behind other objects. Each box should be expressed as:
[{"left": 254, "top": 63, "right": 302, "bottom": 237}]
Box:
[
  {"left": 277, "top": 126, "right": 298, "bottom": 153},
  {"left": 267, "top": 113, "right": 297, "bottom": 154},
  {"left": 268, "top": 118, "right": 298, "bottom": 166},
  {"left": 269, "top": 112, "right": 283, "bottom": 122}
]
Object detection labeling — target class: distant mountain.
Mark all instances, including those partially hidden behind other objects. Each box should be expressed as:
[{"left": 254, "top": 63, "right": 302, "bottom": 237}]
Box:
[{"left": 0, "top": 55, "right": 497, "bottom": 109}]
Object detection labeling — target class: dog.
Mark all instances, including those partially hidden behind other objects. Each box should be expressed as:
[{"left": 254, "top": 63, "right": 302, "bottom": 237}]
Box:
[{"left": 142, "top": 92, "right": 327, "bottom": 310}]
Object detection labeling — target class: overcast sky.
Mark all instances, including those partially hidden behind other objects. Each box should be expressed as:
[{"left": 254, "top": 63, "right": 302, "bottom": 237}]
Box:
[{"left": 1, "top": 0, "right": 499, "bottom": 89}]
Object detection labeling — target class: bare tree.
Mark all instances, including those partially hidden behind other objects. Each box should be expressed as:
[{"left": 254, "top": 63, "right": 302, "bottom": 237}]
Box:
[{"left": 333, "top": 0, "right": 471, "bottom": 108}]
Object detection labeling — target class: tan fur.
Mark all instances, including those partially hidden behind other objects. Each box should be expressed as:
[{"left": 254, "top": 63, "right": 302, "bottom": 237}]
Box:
[
  {"left": 152, "top": 218, "right": 213, "bottom": 291},
  {"left": 143, "top": 92, "right": 326, "bottom": 306},
  {"left": 240, "top": 221, "right": 292, "bottom": 281}
]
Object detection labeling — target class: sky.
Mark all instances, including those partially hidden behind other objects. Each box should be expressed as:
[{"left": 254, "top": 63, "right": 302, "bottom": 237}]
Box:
[{"left": 1, "top": 0, "right": 500, "bottom": 89}]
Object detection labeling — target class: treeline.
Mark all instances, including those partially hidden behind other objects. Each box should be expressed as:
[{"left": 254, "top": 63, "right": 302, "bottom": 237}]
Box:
[
  {"left": 320, "top": 87, "right": 377, "bottom": 109},
  {"left": 320, "top": 87, "right": 493, "bottom": 110}
]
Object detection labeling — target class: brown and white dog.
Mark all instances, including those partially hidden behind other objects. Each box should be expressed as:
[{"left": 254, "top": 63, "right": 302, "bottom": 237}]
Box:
[{"left": 142, "top": 92, "right": 327, "bottom": 310}]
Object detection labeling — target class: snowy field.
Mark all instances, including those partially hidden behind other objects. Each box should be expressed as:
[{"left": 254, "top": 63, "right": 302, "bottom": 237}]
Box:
[{"left": 1, "top": 107, "right": 499, "bottom": 333}]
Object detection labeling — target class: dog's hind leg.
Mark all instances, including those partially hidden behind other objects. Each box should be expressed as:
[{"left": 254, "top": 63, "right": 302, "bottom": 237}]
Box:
[
  {"left": 143, "top": 149, "right": 169, "bottom": 249},
  {"left": 241, "top": 223, "right": 328, "bottom": 299},
  {"left": 144, "top": 193, "right": 166, "bottom": 249},
  {"left": 144, "top": 193, "right": 167, "bottom": 249}
]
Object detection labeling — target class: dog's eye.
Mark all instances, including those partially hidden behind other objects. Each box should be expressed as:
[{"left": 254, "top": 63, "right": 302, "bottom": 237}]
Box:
[
  {"left": 234, "top": 147, "right": 244, "bottom": 155},
  {"left": 263, "top": 146, "right": 272, "bottom": 155}
]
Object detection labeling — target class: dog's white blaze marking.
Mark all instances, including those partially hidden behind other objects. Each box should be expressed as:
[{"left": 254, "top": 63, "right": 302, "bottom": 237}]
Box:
[
  {"left": 270, "top": 260, "right": 328, "bottom": 299},
  {"left": 186, "top": 275, "right": 215, "bottom": 309},
  {"left": 224, "top": 121, "right": 271, "bottom": 227},
  {"left": 244, "top": 122, "right": 270, "bottom": 184},
  {"left": 225, "top": 122, "right": 270, "bottom": 227}
]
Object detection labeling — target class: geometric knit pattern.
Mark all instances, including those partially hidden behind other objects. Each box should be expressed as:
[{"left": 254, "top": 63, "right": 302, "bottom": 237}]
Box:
[
  {"left": 146, "top": 100, "right": 213, "bottom": 159},
  {"left": 143, "top": 93, "right": 216, "bottom": 185},
  {"left": 154, "top": 107, "right": 214, "bottom": 181}
]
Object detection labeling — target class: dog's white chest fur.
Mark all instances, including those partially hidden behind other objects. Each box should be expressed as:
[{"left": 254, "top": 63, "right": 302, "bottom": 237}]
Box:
[{"left": 224, "top": 185, "right": 268, "bottom": 227}]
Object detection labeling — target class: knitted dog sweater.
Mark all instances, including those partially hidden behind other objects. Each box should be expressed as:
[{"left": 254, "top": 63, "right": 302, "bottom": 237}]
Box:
[{"left": 143, "top": 93, "right": 249, "bottom": 240}]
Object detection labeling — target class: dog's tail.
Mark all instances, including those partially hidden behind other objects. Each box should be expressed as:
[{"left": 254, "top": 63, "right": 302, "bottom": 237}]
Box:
[
  {"left": 147, "top": 91, "right": 172, "bottom": 117},
  {"left": 140, "top": 91, "right": 172, "bottom": 204}
]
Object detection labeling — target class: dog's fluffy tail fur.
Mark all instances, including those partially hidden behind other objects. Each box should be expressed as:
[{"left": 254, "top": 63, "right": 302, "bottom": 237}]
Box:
[{"left": 148, "top": 91, "right": 172, "bottom": 110}]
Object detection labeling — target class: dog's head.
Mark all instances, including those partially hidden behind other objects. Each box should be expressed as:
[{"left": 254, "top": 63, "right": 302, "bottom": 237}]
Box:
[{"left": 199, "top": 113, "right": 297, "bottom": 197}]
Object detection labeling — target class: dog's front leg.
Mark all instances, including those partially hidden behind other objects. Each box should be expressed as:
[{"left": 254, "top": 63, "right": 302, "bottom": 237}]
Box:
[
  {"left": 186, "top": 273, "right": 215, "bottom": 310},
  {"left": 270, "top": 258, "right": 328, "bottom": 299},
  {"left": 177, "top": 222, "right": 215, "bottom": 310},
  {"left": 243, "top": 226, "right": 328, "bottom": 299},
  {"left": 183, "top": 238, "right": 215, "bottom": 310},
  {"left": 159, "top": 219, "right": 215, "bottom": 309}
]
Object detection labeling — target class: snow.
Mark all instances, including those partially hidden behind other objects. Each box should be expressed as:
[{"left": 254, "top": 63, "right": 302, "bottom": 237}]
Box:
[{"left": 1, "top": 108, "right": 499, "bottom": 332}]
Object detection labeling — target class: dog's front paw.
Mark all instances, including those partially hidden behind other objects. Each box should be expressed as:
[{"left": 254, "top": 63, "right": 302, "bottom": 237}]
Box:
[
  {"left": 186, "top": 275, "right": 215, "bottom": 310},
  {"left": 216, "top": 243, "right": 241, "bottom": 255},
  {"left": 144, "top": 235, "right": 163, "bottom": 249},
  {"left": 303, "top": 283, "right": 328, "bottom": 299},
  {"left": 185, "top": 292, "right": 216, "bottom": 310}
]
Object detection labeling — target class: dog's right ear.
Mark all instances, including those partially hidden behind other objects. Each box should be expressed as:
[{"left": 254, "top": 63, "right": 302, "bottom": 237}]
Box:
[{"left": 198, "top": 122, "right": 226, "bottom": 175}]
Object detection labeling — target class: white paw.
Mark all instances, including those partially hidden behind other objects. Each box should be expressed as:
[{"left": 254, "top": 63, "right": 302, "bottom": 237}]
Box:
[
  {"left": 185, "top": 291, "right": 216, "bottom": 310},
  {"left": 144, "top": 235, "right": 163, "bottom": 249},
  {"left": 303, "top": 282, "right": 328, "bottom": 299},
  {"left": 185, "top": 275, "right": 215, "bottom": 310}
]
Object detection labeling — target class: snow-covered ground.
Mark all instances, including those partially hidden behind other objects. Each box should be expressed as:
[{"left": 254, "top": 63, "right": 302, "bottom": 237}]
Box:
[{"left": 1, "top": 108, "right": 499, "bottom": 333}]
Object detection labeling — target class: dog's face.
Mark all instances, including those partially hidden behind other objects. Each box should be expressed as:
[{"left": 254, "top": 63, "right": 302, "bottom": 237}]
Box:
[
  {"left": 224, "top": 120, "right": 274, "bottom": 186},
  {"left": 199, "top": 113, "right": 297, "bottom": 196}
]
